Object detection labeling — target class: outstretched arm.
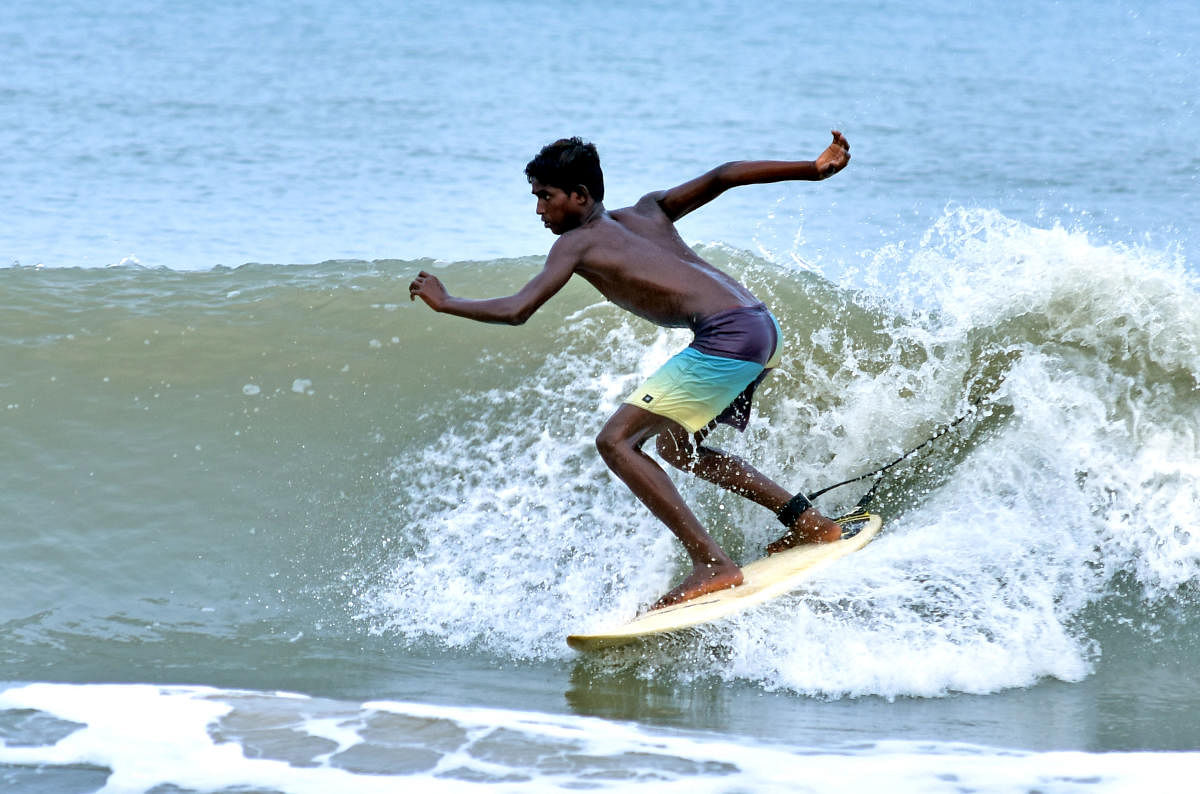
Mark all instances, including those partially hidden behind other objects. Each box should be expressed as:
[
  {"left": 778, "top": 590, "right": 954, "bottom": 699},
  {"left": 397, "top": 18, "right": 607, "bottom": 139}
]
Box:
[
  {"left": 654, "top": 131, "right": 850, "bottom": 221},
  {"left": 408, "top": 236, "right": 579, "bottom": 325}
]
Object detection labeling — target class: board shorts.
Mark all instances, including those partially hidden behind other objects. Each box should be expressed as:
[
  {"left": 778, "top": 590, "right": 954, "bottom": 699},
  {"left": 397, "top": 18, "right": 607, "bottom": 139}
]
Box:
[{"left": 624, "top": 304, "right": 782, "bottom": 434}]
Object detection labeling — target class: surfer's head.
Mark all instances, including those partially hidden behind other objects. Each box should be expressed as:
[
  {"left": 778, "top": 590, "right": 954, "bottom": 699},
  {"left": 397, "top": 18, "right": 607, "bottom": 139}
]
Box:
[
  {"left": 526, "top": 138, "right": 604, "bottom": 234},
  {"left": 526, "top": 138, "right": 604, "bottom": 235}
]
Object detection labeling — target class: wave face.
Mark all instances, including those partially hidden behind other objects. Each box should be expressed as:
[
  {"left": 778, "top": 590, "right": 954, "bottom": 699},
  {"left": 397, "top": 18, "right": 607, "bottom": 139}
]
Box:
[{"left": 3, "top": 209, "right": 1198, "bottom": 700}]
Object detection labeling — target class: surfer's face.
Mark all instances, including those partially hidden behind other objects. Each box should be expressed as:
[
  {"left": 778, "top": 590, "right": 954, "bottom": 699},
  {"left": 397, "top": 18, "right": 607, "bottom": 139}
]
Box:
[{"left": 531, "top": 180, "right": 585, "bottom": 235}]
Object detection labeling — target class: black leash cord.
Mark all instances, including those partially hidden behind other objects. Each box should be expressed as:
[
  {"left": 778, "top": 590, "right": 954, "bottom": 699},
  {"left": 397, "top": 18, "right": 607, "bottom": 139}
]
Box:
[{"left": 806, "top": 396, "right": 991, "bottom": 512}]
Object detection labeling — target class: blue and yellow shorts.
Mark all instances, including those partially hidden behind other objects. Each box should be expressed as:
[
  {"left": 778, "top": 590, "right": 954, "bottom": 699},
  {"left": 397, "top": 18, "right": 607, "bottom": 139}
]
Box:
[{"left": 625, "top": 304, "right": 782, "bottom": 434}]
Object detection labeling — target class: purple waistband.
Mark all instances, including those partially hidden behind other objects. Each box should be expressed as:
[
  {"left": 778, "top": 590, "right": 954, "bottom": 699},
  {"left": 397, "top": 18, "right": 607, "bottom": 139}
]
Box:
[{"left": 688, "top": 304, "right": 778, "bottom": 365}]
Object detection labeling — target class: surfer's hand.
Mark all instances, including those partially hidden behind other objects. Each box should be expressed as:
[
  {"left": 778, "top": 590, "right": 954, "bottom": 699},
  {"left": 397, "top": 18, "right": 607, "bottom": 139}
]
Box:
[
  {"left": 814, "top": 130, "right": 850, "bottom": 179},
  {"left": 409, "top": 271, "right": 447, "bottom": 311}
]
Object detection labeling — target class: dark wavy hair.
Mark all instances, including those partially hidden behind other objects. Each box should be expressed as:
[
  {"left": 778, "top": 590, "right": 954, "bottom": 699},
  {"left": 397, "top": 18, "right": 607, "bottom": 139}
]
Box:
[{"left": 524, "top": 137, "right": 604, "bottom": 202}]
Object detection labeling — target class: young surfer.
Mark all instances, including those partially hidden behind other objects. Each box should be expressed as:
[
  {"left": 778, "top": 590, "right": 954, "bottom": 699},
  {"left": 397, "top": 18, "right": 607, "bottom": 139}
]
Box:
[{"left": 409, "top": 132, "right": 851, "bottom": 608}]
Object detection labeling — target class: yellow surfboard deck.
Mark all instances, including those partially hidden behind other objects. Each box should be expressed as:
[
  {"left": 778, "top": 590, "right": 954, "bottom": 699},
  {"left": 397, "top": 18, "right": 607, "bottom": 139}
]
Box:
[{"left": 567, "top": 513, "right": 881, "bottom": 651}]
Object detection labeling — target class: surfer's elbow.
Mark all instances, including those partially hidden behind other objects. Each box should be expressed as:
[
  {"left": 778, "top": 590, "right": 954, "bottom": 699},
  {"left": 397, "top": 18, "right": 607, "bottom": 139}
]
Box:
[
  {"left": 504, "top": 297, "right": 543, "bottom": 325},
  {"left": 506, "top": 307, "right": 533, "bottom": 325}
]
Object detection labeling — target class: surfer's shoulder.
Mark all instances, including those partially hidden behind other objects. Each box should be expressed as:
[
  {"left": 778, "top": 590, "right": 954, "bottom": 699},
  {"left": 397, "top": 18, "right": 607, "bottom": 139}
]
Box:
[{"left": 631, "top": 191, "right": 669, "bottom": 216}]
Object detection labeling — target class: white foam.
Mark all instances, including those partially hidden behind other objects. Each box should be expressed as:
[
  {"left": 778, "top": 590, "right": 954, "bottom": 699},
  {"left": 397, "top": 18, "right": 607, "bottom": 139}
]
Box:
[{"left": 1, "top": 683, "right": 1197, "bottom": 793}]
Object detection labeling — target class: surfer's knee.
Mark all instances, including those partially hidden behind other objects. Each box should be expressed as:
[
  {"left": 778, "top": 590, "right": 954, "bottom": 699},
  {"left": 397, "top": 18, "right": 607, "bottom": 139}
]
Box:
[{"left": 594, "top": 426, "right": 631, "bottom": 467}]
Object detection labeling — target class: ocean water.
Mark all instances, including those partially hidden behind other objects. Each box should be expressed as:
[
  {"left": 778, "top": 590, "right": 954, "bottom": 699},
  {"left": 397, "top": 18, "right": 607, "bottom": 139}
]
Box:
[{"left": 3, "top": 1, "right": 1200, "bottom": 792}]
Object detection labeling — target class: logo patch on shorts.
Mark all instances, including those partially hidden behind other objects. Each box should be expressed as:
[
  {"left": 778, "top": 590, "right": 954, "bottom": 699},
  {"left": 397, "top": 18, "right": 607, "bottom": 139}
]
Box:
[{"left": 641, "top": 394, "right": 654, "bottom": 404}]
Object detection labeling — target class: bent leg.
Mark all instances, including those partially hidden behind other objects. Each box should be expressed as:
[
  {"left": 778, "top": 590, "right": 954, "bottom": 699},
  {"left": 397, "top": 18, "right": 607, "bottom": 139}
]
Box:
[
  {"left": 596, "top": 404, "right": 743, "bottom": 608},
  {"left": 655, "top": 425, "right": 841, "bottom": 552}
]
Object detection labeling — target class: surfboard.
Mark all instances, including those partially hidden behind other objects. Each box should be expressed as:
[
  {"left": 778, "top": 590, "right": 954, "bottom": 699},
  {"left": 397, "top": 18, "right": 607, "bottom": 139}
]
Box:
[{"left": 566, "top": 512, "right": 882, "bottom": 651}]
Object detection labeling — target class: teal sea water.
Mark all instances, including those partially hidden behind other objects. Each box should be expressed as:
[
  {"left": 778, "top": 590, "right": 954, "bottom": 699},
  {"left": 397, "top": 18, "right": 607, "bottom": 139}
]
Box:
[{"left": 4, "top": 1, "right": 1200, "bottom": 791}]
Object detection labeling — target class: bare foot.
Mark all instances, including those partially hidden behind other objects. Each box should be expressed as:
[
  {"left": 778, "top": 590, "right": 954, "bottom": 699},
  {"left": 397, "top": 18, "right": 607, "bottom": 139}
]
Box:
[
  {"left": 650, "top": 561, "right": 744, "bottom": 610},
  {"left": 766, "top": 507, "right": 842, "bottom": 555}
]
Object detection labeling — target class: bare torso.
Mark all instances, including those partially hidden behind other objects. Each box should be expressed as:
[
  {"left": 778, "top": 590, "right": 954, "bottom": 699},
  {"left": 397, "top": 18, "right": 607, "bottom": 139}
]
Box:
[{"left": 562, "top": 194, "right": 760, "bottom": 328}]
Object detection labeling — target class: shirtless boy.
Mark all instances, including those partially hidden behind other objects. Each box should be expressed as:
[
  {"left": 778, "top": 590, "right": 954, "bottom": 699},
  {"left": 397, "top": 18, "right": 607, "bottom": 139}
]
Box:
[{"left": 409, "top": 132, "right": 851, "bottom": 608}]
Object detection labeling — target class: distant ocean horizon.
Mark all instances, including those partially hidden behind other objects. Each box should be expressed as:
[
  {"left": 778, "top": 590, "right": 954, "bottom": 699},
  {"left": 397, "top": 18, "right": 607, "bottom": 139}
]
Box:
[
  {"left": 4, "top": 1, "right": 1199, "bottom": 791},
  {"left": 3, "top": 0, "right": 1197, "bottom": 270}
]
